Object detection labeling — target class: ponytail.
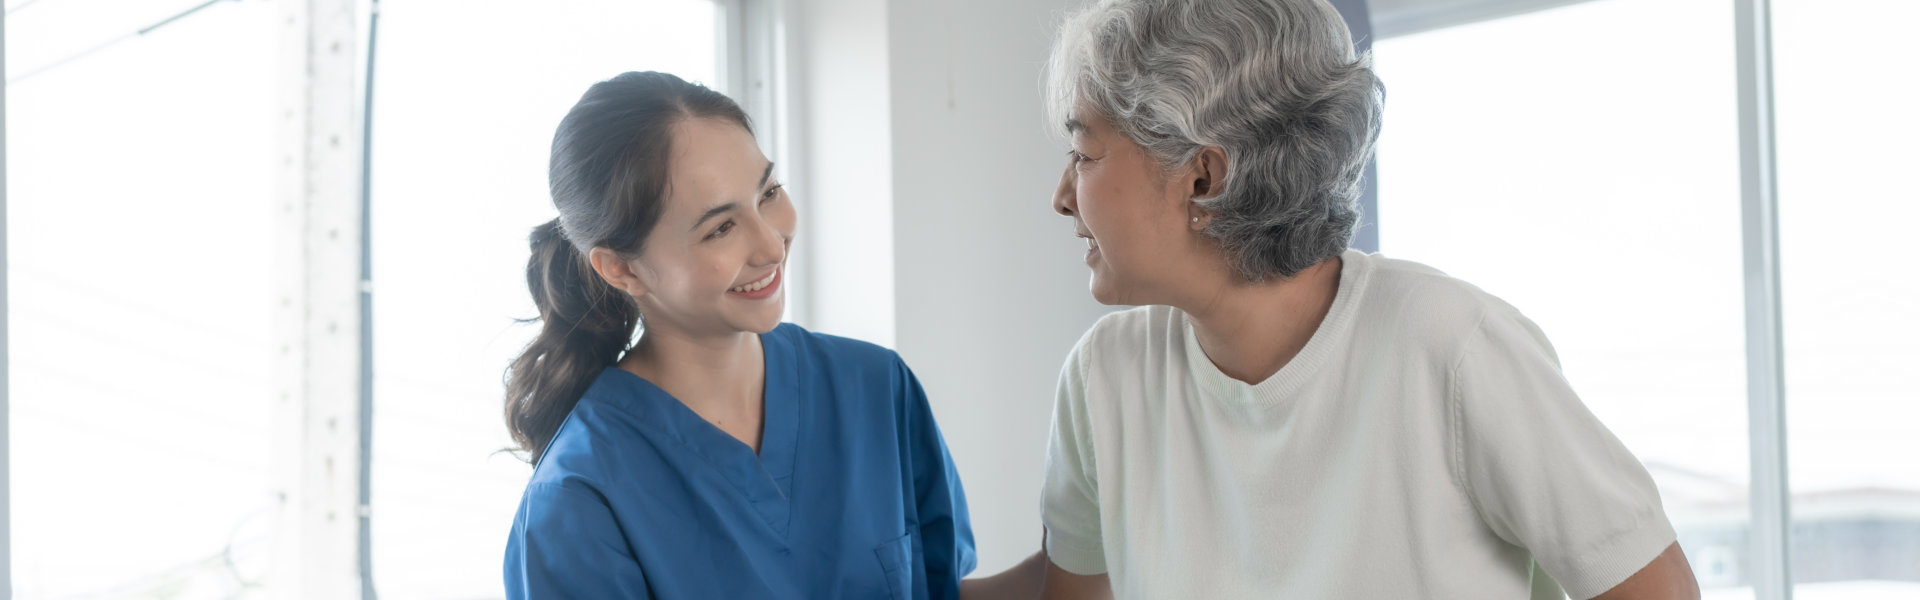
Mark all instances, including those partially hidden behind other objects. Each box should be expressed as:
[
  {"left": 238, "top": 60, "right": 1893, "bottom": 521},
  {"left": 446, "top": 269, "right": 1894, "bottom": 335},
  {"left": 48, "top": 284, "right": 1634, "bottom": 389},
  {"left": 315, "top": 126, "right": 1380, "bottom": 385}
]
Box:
[{"left": 504, "top": 218, "right": 639, "bottom": 463}]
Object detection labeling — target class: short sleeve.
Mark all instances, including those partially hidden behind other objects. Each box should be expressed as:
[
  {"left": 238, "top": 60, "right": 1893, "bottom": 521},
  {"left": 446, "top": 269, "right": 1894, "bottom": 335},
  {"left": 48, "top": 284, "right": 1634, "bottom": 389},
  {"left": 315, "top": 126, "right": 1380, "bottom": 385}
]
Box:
[
  {"left": 504, "top": 482, "right": 653, "bottom": 599},
  {"left": 896, "top": 357, "right": 979, "bottom": 600},
  {"left": 1041, "top": 339, "right": 1107, "bottom": 575},
  {"left": 1451, "top": 308, "right": 1677, "bottom": 599}
]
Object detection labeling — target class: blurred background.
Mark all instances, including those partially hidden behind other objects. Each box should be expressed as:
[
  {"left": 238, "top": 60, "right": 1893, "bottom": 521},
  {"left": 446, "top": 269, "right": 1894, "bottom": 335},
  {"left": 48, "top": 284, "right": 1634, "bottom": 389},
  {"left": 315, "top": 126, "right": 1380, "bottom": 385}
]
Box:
[{"left": 2, "top": 0, "right": 1914, "bottom": 598}]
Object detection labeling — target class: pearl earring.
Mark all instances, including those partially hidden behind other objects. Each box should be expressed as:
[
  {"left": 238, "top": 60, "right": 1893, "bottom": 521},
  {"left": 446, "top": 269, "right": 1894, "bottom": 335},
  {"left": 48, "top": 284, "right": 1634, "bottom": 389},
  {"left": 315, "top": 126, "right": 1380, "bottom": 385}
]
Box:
[{"left": 1191, "top": 217, "right": 1199, "bottom": 223}]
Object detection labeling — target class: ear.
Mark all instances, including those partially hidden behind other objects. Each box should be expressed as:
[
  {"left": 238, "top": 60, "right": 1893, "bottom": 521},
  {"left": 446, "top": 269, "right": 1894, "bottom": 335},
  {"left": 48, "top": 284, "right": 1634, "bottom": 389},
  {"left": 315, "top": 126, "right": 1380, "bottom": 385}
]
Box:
[
  {"left": 1187, "top": 146, "right": 1229, "bottom": 227},
  {"left": 587, "top": 247, "right": 649, "bottom": 299},
  {"left": 1189, "top": 146, "right": 1229, "bottom": 199}
]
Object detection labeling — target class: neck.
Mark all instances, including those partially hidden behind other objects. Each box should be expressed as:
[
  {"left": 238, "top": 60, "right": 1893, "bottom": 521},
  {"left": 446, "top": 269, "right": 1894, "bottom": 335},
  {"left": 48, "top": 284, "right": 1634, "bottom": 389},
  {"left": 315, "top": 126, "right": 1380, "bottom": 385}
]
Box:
[
  {"left": 1179, "top": 255, "right": 1343, "bottom": 385},
  {"left": 620, "top": 325, "right": 765, "bottom": 414}
]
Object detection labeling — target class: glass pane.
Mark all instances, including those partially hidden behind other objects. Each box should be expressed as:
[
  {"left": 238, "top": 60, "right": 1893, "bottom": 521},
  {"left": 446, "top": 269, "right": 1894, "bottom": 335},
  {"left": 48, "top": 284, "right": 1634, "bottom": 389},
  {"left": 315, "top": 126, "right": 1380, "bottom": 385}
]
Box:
[
  {"left": 367, "top": 1, "right": 718, "bottom": 596},
  {"left": 6, "top": 0, "right": 280, "bottom": 596},
  {"left": 1372, "top": 0, "right": 1754, "bottom": 597},
  {"left": 1774, "top": 1, "right": 1920, "bottom": 597}
]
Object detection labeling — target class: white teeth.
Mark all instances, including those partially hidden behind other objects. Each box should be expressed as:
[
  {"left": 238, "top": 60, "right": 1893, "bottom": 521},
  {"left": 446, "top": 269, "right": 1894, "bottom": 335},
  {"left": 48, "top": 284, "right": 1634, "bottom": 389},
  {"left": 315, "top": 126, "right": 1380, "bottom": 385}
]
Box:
[
  {"left": 731, "top": 270, "right": 777, "bottom": 293},
  {"left": 1086, "top": 237, "right": 1097, "bottom": 250}
]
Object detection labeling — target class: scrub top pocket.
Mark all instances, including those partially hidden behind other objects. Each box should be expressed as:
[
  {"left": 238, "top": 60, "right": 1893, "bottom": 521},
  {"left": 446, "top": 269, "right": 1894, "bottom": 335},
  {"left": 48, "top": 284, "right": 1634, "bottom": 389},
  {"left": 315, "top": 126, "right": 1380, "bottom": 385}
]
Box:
[{"left": 874, "top": 532, "right": 915, "bottom": 600}]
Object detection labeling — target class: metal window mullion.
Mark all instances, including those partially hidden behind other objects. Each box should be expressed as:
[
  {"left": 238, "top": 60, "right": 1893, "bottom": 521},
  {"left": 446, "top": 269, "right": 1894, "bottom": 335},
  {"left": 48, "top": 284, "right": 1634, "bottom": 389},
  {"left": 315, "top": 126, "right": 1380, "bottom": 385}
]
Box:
[
  {"left": 1, "top": 7, "right": 13, "bottom": 598},
  {"left": 1734, "top": 0, "right": 1792, "bottom": 598},
  {"left": 272, "top": 0, "right": 367, "bottom": 596},
  {"left": 715, "top": 0, "right": 748, "bottom": 101},
  {"left": 1328, "top": 0, "right": 1378, "bottom": 253},
  {"left": 357, "top": 1, "right": 381, "bottom": 598}
]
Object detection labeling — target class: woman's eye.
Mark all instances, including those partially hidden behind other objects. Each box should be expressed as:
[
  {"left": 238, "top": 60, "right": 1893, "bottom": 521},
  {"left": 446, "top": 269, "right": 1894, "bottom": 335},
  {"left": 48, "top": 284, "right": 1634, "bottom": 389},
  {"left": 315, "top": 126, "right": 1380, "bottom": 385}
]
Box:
[
  {"left": 708, "top": 221, "right": 735, "bottom": 239},
  {"left": 1067, "top": 150, "right": 1089, "bottom": 164},
  {"left": 760, "top": 184, "right": 784, "bottom": 203}
]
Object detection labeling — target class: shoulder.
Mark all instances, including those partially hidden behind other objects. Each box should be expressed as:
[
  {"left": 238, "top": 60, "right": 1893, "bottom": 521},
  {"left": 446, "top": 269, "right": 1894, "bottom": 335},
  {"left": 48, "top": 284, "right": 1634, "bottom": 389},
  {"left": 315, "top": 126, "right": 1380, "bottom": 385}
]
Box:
[
  {"left": 1348, "top": 252, "right": 1533, "bottom": 357},
  {"left": 767, "top": 323, "right": 924, "bottom": 409},
  {"left": 1348, "top": 254, "right": 1561, "bottom": 383},
  {"left": 769, "top": 322, "right": 904, "bottom": 371},
  {"left": 526, "top": 369, "right": 656, "bottom": 488},
  {"left": 1354, "top": 252, "right": 1495, "bottom": 319},
  {"left": 1059, "top": 305, "right": 1185, "bottom": 385},
  {"left": 1076, "top": 305, "right": 1176, "bottom": 357}
]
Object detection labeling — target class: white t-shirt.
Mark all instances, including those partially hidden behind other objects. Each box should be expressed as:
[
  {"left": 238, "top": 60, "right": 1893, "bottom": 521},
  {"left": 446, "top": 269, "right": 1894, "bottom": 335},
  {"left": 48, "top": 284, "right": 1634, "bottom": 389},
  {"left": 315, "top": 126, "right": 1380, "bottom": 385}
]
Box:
[{"left": 1041, "top": 250, "right": 1676, "bottom": 600}]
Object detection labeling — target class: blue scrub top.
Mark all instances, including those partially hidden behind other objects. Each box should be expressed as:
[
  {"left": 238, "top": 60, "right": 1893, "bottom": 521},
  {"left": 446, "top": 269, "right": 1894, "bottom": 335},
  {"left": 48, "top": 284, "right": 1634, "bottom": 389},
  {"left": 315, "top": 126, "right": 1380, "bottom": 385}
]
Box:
[{"left": 504, "top": 323, "right": 977, "bottom": 599}]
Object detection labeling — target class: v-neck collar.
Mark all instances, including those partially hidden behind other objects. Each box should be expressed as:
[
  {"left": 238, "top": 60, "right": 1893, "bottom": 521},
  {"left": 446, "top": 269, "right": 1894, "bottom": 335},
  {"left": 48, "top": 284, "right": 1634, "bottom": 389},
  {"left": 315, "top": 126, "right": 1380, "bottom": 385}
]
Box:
[
  {"left": 1182, "top": 249, "right": 1371, "bottom": 406},
  {"left": 600, "top": 326, "right": 800, "bottom": 538}
]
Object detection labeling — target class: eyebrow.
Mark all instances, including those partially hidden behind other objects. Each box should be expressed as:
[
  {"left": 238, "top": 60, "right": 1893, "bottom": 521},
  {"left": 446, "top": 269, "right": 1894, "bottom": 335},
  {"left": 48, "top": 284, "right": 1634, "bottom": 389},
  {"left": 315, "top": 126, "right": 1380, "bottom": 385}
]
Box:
[
  {"left": 692, "top": 202, "right": 739, "bottom": 232},
  {"left": 691, "top": 161, "right": 778, "bottom": 232},
  {"left": 1064, "top": 118, "right": 1085, "bottom": 135}
]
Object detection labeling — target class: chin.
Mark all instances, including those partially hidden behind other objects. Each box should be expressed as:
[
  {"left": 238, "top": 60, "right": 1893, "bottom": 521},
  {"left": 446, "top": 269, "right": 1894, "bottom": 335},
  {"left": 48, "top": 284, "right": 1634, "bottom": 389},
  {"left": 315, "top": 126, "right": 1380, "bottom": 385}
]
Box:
[
  {"left": 1087, "top": 275, "right": 1128, "bottom": 306},
  {"left": 736, "top": 299, "right": 786, "bottom": 334}
]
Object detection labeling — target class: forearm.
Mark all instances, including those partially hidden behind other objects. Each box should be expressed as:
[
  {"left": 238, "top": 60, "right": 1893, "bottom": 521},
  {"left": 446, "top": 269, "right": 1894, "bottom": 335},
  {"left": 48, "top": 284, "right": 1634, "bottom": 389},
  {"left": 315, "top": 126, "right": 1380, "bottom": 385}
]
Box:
[
  {"left": 1038, "top": 553, "right": 1113, "bottom": 600},
  {"left": 960, "top": 549, "right": 1048, "bottom": 600},
  {"left": 1588, "top": 543, "right": 1700, "bottom": 600}
]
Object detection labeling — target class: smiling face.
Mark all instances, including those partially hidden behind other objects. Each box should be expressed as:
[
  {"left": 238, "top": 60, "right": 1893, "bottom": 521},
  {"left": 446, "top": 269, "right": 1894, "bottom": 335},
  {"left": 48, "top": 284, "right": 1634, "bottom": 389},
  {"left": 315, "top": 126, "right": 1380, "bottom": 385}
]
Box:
[
  {"left": 1052, "top": 109, "right": 1219, "bottom": 306},
  {"left": 615, "top": 116, "right": 796, "bottom": 337}
]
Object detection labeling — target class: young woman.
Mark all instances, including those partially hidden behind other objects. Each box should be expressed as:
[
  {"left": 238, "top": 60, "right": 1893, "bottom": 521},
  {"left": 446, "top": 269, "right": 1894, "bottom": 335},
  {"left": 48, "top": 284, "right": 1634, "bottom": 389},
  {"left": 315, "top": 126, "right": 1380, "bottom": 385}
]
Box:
[{"left": 502, "top": 71, "right": 974, "bottom": 599}]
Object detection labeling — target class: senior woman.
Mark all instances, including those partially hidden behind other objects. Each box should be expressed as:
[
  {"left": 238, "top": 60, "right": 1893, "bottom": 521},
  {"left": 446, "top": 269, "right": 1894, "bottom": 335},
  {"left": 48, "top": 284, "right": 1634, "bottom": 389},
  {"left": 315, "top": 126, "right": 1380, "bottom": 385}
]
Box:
[{"left": 994, "top": 0, "right": 1704, "bottom": 598}]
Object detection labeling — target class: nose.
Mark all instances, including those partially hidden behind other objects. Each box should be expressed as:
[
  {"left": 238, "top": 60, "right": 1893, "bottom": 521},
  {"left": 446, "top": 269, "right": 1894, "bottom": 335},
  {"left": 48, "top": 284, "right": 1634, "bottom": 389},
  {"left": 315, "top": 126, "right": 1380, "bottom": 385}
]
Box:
[
  {"left": 1053, "top": 163, "right": 1076, "bottom": 217},
  {"left": 748, "top": 213, "right": 788, "bottom": 268}
]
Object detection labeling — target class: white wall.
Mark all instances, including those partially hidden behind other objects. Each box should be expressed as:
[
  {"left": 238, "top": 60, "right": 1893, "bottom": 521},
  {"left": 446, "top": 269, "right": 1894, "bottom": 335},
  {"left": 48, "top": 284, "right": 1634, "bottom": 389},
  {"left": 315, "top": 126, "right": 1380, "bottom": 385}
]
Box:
[
  {"left": 885, "top": 0, "right": 1114, "bottom": 574},
  {"left": 793, "top": 0, "right": 899, "bottom": 347},
  {"left": 791, "top": 0, "right": 1113, "bottom": 574}
]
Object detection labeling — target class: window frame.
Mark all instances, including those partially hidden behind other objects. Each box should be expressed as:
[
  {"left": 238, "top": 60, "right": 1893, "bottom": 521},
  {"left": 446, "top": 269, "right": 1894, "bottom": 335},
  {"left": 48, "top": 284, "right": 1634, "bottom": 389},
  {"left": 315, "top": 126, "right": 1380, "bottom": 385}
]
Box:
[{"left": 1, "top": 4, "right": 13, "bottom": 595}]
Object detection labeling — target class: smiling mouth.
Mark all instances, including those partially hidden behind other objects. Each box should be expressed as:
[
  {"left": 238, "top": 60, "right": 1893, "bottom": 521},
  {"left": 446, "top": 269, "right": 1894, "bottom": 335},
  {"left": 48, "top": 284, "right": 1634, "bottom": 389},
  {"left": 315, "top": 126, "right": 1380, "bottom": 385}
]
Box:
[
  {"left": 730, "top": 269, "right": 778, "bottom": 293},
  {"left": 1079, "top": 234, "right": 1103, "bottom": 270},
  {"left": 1076, "top": 229, "right": 1097, "bottom": 249}
]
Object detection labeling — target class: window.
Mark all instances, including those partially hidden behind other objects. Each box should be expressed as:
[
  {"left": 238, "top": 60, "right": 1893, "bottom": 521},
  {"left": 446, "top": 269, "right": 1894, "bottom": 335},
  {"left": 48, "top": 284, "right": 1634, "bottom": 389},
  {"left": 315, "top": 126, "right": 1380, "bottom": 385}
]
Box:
[
  {"left": 1375, "top": 0, "right": 1920, "bottom": 597},
  {"left": 1372, "top": 0, "right": 1756, "bottom": 595},
  {"left": 366, "top": 0, "right": 723, "bottom": 596},
  {"left": 7, "top": 0, "right": 732, "bottom": 596},
  {"left": 1774, "top": 1, "right": 1920, "bottom": 596},
  {"left": 6, "top": 0, "right": 280, "bottom": 595}
]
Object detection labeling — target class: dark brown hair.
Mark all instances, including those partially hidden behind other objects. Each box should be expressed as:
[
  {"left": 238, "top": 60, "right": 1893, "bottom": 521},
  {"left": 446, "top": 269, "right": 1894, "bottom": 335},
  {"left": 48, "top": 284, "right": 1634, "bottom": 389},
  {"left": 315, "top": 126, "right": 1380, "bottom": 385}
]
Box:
[{"left": 506, "top": 71, "right": 752, "bottom": 463}]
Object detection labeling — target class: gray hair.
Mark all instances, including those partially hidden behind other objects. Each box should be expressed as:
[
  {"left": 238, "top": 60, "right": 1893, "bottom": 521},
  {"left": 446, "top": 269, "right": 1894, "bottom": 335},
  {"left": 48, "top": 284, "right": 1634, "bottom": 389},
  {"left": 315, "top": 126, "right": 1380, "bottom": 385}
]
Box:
[{"left": 1046, "top": 0, "right": 1384, "bottom": 282}]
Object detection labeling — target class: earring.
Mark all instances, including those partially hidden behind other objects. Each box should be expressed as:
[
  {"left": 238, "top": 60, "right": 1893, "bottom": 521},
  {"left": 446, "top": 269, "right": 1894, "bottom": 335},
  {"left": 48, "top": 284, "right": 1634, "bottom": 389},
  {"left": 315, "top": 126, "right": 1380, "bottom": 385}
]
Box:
[{"left": 1191, "top": 217, "right": 1199, "bottom": 223}]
